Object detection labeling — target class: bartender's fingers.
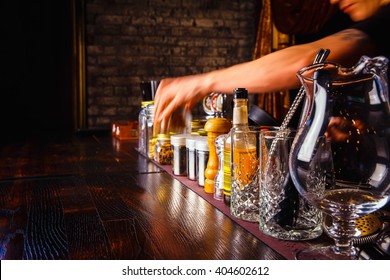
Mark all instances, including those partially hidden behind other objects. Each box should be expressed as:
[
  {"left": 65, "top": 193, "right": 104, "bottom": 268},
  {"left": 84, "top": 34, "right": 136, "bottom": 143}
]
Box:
[
  {"left": 159, "top": 96, "right": 181, "bottom": 122},
  {"left": 153, "top": 80, "right": 166, "bottom": 123},
  {"left": 153, "top": 79, "right": 179, "bottom": 123}
]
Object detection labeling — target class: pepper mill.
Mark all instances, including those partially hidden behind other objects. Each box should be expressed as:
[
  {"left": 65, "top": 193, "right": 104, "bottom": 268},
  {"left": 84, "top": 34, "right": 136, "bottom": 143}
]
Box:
[{"left": 204, "top": 117, "right": 232, "bottom": 194}]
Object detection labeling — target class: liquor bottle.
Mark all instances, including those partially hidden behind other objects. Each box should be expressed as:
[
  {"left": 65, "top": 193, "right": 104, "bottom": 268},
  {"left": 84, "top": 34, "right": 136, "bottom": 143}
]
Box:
[{"left": 223, "top": 88, "right": 249, "bottom": 206}]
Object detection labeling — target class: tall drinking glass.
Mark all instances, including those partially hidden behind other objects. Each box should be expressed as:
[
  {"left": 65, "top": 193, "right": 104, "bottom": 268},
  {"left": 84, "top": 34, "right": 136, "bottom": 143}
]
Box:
[
  {"left": 230, "top": 126, "right": 260, "bottom": 222},
  {"left": 259, "top": 129, "right": 323, "bottom": 240}
]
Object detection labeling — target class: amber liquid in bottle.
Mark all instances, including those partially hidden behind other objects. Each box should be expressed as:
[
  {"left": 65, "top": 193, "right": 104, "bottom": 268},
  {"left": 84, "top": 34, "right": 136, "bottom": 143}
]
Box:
[
  {"left": 223, "top": 143, "right": 231, "bottom": 205},
  {"left": 223, "top": 88, "right": 249, "bottom": 206}
]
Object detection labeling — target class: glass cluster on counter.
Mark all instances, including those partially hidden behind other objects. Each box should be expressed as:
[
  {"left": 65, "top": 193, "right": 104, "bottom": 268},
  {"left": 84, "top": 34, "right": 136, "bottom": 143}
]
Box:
[
  {"left": 137, "top": 92, "right": 226, "bottom": 188},
  {"left": 133, "top": 55, "right": 390, "bottom": 260},
  {"left": 145, "top": 132, "right": 210, "bottom": 187}
]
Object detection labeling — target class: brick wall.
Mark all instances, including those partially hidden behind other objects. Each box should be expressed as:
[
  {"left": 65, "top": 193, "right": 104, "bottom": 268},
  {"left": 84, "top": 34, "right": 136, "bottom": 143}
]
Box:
[{"left": 85, "top": 0, "right": 259, "bottom": 128}]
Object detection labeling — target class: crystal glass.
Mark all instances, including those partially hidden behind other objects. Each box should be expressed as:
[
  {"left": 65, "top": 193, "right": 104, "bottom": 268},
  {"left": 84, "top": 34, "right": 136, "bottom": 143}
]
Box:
[
  {"left": 259, "top": 129, "right": 323, "bottom": 240},
  {"left": 230, "top": 126, "right": 260, "bottom": 222},
  {"left": 214, "top": 134, "right": 228, "bottom": 201},
  {"left": 289, "top": 56, "right": 390, "bottom": 259}
]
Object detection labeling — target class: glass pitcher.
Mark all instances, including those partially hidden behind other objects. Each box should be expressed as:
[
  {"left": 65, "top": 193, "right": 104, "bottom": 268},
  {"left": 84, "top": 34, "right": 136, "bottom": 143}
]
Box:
[
  {"left": 292, "top": 55, "right": 389, "bottom": 186},
  {"left": 288, "top": 56, "right": 390, "bottom": 259}
]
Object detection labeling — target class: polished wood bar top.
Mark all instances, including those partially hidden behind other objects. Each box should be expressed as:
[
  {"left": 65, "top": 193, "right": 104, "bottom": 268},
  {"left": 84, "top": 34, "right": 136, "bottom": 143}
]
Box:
[{"left": 0, "top": 131, "right": 287, "bottom": 260}]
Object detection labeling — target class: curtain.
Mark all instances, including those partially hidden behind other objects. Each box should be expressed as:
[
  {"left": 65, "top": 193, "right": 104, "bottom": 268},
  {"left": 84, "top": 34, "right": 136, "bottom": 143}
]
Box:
[{"left": 253, "top": 0, "right": 293, "bottom": 123}]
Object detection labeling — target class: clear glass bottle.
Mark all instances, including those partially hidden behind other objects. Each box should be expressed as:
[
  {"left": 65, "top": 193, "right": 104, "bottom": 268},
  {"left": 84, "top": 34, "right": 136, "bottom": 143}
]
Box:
[
  {"left": 146, "top": 102, "right": 155, "bottom": 159},
  {"left": 223, "top": 88, "right": 249, "bottom": 206},
  {"left": 138, "top": 101, "right": 154, "bottom": 155},
  {"left": 214, "top": 134, "right": 227, "bottom": 200}
]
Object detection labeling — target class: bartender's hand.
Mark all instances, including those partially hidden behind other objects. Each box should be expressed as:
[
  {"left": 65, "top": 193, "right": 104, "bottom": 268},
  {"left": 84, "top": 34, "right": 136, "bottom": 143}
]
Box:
[{"left": 153, "top": 73, "right": 210, "bottom": 125}]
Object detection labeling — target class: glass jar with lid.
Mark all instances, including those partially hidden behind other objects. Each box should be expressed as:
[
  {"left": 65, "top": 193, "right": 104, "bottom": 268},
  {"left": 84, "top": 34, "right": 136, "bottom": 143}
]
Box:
[
  {"left": 195, "top": 136, "right": 209, "bottom": 187},
  {"left": 170, "top": 134, "right": 190, "bottom": 176},
  {"left": 154, "top": 134, "right": 172, "bottom": 165},
  {"left": 186, "top": 136, "right": 198, "bottom": 181}
]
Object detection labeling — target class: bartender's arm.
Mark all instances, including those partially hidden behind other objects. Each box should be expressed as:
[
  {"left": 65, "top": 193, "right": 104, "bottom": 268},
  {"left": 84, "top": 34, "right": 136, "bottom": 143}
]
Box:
[{"left": 154, "top": 28, "right": 375, "bottom": 124}]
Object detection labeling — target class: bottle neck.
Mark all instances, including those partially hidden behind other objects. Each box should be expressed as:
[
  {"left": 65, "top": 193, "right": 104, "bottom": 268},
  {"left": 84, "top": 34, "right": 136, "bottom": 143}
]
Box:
[{"left": 232, "top": 98, "right": 248, "bottom": 127}]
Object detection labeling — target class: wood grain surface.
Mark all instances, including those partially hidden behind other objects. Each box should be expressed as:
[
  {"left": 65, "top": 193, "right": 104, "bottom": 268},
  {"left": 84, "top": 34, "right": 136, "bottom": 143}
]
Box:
[{"left": 0, "top": 131, "right": 284, "bottom": 260}]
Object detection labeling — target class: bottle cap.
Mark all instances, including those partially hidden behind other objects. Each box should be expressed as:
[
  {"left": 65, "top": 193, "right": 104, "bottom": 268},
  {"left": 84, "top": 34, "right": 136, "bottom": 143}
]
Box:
[
  {"left": 233, "top": 88, "right": 248, "bottom": 99},
  {"left": 195, "top": 136, "right": 209, "bottom": 151},
  {"left": 170, "top": 133, "right": 190, "bottom": 146},
  {"left": 141, "top": 100, "right": 154, "bottom": 107},
  {"left": 156, "top": 134, "right": 170, "bottom": 140},
  {"left": 186, "top": 136, "right": 198, "bottom": 150}
]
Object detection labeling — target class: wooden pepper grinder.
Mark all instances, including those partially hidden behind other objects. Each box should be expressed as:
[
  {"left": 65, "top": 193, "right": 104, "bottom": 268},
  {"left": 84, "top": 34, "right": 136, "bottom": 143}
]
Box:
[{"left": 204, "top": 117, "right": 232, "bottom": 194}]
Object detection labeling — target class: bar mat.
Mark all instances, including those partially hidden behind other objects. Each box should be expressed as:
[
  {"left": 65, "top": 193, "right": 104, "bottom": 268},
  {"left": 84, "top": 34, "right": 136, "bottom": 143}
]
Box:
[{"left": 153, "top": 161, "right": 328, "bottom": 260}]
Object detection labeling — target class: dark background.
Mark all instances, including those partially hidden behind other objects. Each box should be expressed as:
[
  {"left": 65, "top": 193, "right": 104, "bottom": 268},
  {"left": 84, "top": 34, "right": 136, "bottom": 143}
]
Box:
[
  {"left": 1, "top": 0, "right": 73, "bottom": 141},
  {"left": 0, "top": 0, "right": 352, "bottom": 142}
]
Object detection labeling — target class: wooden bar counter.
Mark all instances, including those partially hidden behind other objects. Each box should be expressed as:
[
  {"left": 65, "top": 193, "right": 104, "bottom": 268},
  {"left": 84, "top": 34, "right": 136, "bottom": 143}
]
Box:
[
  {"left": 2, "top": 130, "right": 384, "bottom": 260},
  {"left": 0, "top": 130, "right": 287, "bottom": 260}
]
